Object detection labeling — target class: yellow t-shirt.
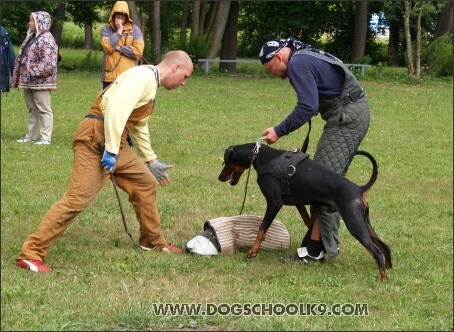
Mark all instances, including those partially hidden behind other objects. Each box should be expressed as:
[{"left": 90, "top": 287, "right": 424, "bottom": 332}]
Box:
[{"left": 99, "top": 65, "right": 159, "bottom": 162}]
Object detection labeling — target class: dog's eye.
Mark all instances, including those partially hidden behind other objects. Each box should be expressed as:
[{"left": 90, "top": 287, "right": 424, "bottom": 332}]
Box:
[{"left": 224, "top": 147, "right": 234, "bottom": 162}]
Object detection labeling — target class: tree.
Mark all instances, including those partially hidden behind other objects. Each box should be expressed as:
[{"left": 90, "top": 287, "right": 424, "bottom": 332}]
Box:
[
  {"left": 426, "top": 1, "right": 453, "bottom": 76},
  {"left": 383, "top": 1, "right": 405, "bottom": 66},
  {"left": 50, "top": 2, "right": 66, "bottom": 48},
  {"left": 434, "top": 1, "right": 453, "bottom": 38},
  {"left": 126, "top": 1, "right": 141, "bottom": 28},
  {"left": 387, "top": 22, "right": 402, "bottom": 66},
  {"left": 238, "top": 1, "right": 364, "bottom": 61},
  {"left": 350, "top": 1, "right": 368, "bottom": 62},
  {"left": 404, "top": 1, "right": 425, "bottom": 79},
  {"left": 65, "top": 1, "right": 102, "bottom": 50},
  {"left": 206, "top": 1, "right": 231, "bottom": 60},
  {"left": 151, "top": 1, "right": 161, "bottom": 63},
  {"left": 404, "top": 1, "right": 415, "bottom": 76},
  {"left": 2, "top": 0, "right": 449, "bottom": 77},
  {"left": 186, "top": 1, "right": 231, "bottom": 65},
  {"left": 190, "top": 1, "right": 201, "bottom": 43},
  {"left": 219, "top": 1, "right": 239, "bottom": 74},
  {"left": 0, "top": 1, "right": 60, "bottom": 44},
  {"left": 179, "top": 0, "right": 190, "bottom": 49}
]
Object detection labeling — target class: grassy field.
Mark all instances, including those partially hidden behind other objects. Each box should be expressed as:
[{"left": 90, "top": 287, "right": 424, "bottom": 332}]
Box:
[{"left": 1, "top": 57, "right": 452, "bottom": 330}]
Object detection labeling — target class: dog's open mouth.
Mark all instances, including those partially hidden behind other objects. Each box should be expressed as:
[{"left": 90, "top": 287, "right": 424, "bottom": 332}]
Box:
[{"left": 218, "top": 164, "right": 244, "bottom": 185}]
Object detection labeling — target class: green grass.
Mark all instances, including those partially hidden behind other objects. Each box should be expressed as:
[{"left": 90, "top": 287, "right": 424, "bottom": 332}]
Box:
[{"left": 1, "top": 60, "right": 452, "bottom": 330}]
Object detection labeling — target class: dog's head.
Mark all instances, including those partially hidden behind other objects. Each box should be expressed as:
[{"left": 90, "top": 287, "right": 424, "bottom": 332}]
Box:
[{"left": 218, "top": 144, "right": 257, "bottom": 185}]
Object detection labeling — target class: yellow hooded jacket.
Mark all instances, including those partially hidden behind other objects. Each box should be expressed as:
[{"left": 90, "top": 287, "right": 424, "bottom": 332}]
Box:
[{"left": 100, "top": 1, "right": 144, "bottom": 83}]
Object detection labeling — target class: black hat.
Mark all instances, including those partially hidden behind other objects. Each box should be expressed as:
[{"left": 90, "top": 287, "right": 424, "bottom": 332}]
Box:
[
  {"left": 259, "top": 39, "right": 287, "bottom": 65},
  {"left": 259, "top": 37, "right": 310, "bottom": 65}
]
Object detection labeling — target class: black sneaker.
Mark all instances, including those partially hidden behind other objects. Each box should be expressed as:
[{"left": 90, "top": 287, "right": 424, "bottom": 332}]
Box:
[{"left": 280, "top": 247, "right": 325, "bottom": 264}]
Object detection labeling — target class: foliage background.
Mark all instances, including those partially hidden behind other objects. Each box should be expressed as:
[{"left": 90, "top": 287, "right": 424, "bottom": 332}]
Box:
[{"left": 1, "top": 1, "right": 452, "bottom": 76}]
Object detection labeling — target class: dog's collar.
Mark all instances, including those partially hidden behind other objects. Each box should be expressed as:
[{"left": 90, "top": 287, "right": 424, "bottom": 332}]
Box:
[
  {"left": 253, "top": 137, "right": 265, "bottom": 154},
  {"left": 251, "top": 136, "right": 266, "bottom": 160}
]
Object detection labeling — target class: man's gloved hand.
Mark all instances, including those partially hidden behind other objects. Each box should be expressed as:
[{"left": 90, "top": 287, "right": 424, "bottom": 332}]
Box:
[
  {"left": 148, "top": 160, "right": 174, "bottom": 187},
  {"left": 101, "top": 151, "right": 117, "bottom": 172}
]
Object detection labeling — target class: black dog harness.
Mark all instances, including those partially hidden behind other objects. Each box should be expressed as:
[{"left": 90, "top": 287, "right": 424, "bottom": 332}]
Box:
[{"left": 256, "top": 149, "right": 309, "bottom": 205}]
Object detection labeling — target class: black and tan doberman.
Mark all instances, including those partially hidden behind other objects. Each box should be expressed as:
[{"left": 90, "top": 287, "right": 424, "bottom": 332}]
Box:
[{"left": 218, "top": 142, "right": 392, "bottom": 281}]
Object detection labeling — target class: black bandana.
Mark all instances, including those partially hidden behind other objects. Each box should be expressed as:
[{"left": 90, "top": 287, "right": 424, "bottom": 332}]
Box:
[{"left": 259, "top": 37, "right": 309, "bottom": 65}]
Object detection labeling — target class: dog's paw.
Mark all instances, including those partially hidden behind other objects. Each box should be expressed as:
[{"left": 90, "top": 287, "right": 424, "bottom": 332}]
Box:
[{"left": 246, "top": 250, "right": 259, "bottom": 259}]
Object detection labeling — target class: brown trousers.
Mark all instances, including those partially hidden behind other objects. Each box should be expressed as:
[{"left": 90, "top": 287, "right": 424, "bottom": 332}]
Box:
[{"left": 18, "top": 118, "right": 166, "bottom": 262}]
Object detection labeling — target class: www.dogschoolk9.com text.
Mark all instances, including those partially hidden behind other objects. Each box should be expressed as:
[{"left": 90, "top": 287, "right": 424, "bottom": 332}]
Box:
[{"left": 152, "top": 303, "right": 369, "bottom": 316}]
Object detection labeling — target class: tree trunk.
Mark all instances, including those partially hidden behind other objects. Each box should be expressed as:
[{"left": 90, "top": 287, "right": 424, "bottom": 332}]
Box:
[
  {"left": 84, "top": 23, "right": 94, "bottom": 50},
  {"left": 206, "top": 1, "right": 231, "bottom": 60},
  {"left": 219, "top": 1, "right": 239, "bottom": 74},
  {"left": 152, "top": 1, "right": 161, "bottom": 63},
  {"left": 415, "top": 2, "right": 424, "bottom": 80},
  {"left": 179, "top": 0, "right": 189, "bottom": 48},
  {"left": 141, "top": 13, "right": 148, "bottom": 38},
  {"left": 199, "top": 1, "right": 209, "bottom": 34},
  {"left": 404, "top": 1, "right": 415, "bottom": 76},
  {"left": 139, "top": 13, "right": 148, "bottom": 64},
  {"left": 126, "top": 1, "right": 141, "bottom": 27},
  {"left": 50, "top": 2, "right": 65, "bottom": 47},
  {"left": 350, "top": 1, "right": 368, "bottom": 62},
  {"left": 387, "top": 22, "right": 400, "bottom": 66},
  {"left": 190, "top": 1, "right": 201, "bottom": 43},
  {"left": 161, "top": 22, "right": 170, "bottom": 54},
  {"left": 204, "top": 1, "right": 218, "bottom": 33},
  {"left": 434, "top": 1, "right": 453, "bottom": 38}
]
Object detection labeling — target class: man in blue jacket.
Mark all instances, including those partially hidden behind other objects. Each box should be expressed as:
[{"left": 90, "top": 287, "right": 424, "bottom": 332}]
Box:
[
  {"left": 259, "top": 37, "right": 371, "bottom": 263},
  {"left": 1, "top": 26, "right": 16, "bottom": 93}
]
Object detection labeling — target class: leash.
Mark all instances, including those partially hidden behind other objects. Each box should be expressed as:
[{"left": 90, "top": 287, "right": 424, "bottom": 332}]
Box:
[
  {"left": 239, "top": 137, "right": 265, "bottom": 215},
  {"left": 108, "top": 172, "right": 146, "bottom": 259},
  {"left": 301, "top": 120, "right": 311, "bottom": 153},
  {"left": 97, "top": 141, "right": 145, "bottom": 259}
]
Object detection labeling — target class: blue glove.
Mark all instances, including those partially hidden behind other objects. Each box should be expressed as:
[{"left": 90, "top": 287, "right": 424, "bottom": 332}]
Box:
[
  {"left": 101, "top": 151, "right": 117, "bottom": 171},
  {"left": 147, "top": 161, "right": 169, "bottom": 182}
]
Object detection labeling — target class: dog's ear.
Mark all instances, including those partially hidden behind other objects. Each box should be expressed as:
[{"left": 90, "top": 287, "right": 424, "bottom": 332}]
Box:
[{"left": 223, "top": 146, "right": 235, "bottom": 165}]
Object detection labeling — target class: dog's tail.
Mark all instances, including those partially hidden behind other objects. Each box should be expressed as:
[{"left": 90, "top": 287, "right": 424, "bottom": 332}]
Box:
[{"left": 353, "top": 150, "right": 378, "bottom": 192}]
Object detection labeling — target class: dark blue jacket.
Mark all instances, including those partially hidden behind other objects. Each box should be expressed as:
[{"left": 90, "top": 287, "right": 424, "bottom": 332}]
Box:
[
  {"left": 1, "top": 26, "right": 16, "bottom": 92},
  {"left": 274, "top": 49, "right": 345, "bottom": 137}
]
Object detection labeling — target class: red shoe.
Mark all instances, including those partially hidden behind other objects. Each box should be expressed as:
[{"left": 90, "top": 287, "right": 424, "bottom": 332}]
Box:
[
  {"left": 163, "top": 243, "right": 183, "bottom": 253},
  {"left": 16, "top": 259, "right": 52, "bottom": 272}
]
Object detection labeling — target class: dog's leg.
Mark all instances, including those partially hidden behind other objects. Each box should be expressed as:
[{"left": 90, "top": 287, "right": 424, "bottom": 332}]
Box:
[
  {"left": 348, "top": 228, "right": 388, "bottom": 281},
  {"left": 363, "top": 206, "right": 392, "bottom": 269},
  {"left": 296, "top": 205, "right": 311, "bottom": 228},
  {"left": 340, "top": 202, "right": 388, "bottom": 281},
  {"left": 247, "top": 214, "right": 276, "bottom": 258},
  {"left": 247, "top": 177, "right": 283, "bottom": 259},
  {"left": 247, "top": 229, "right": 267, "bottom": 259}
]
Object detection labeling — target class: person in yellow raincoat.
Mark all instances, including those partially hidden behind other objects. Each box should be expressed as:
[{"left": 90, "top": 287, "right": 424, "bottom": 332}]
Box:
[{"left": 101, "top": 1, "right": 144, "bottom": 89}]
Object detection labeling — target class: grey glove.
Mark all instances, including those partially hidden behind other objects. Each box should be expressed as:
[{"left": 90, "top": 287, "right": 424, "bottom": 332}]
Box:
[{"left": 148, "top": 161, "right": 169, "bottom": 182}]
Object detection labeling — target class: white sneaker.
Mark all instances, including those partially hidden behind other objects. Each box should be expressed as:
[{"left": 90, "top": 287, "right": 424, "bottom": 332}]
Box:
[
  {"left": 34, "top": 139, "right": 51, "bottom": 145},
  {"left": 296, "top": 247, "right": 325, "bottom": 263},
  {"left": 16, "top": 137, "right": 33, "bottom": 143}
]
